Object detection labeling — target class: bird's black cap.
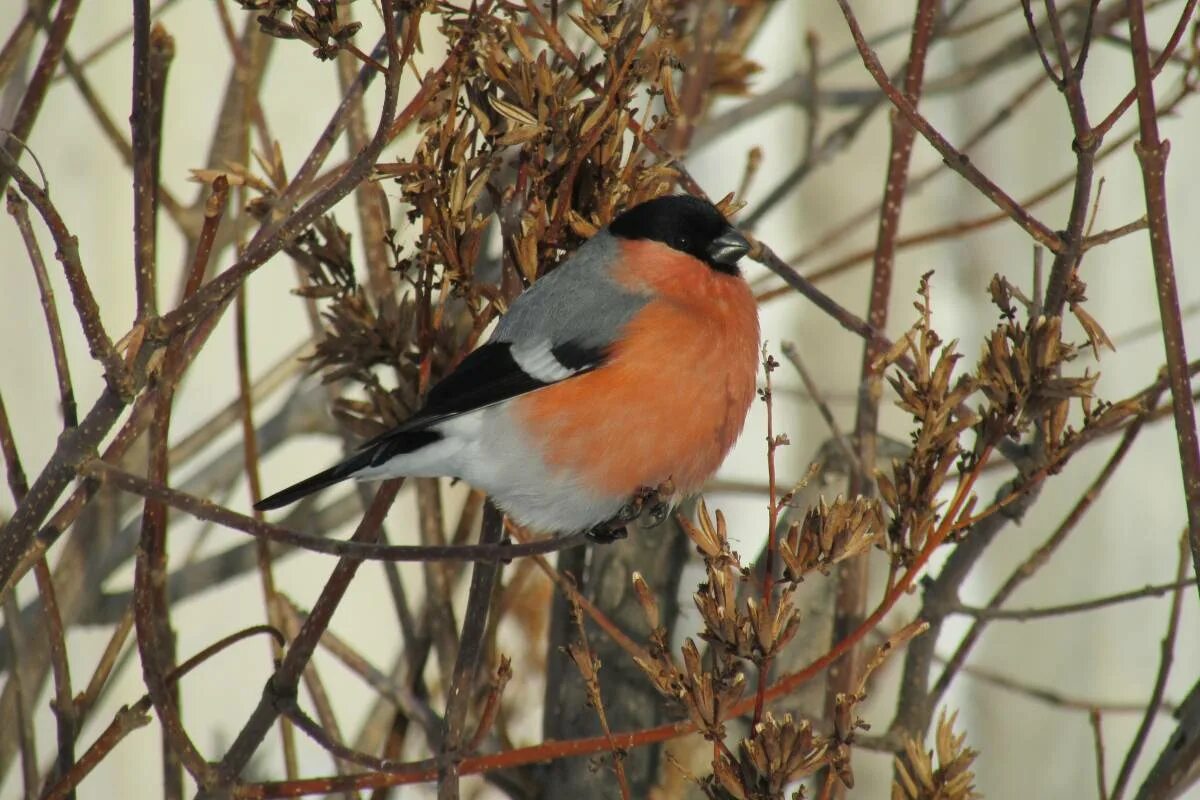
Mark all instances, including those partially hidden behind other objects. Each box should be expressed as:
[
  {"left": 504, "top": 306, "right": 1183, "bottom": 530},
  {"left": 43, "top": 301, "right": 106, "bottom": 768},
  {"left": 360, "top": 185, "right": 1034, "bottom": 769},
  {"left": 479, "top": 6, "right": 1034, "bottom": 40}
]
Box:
[{"left": 608, "top": 195, "right": 750, "bottom": 275}]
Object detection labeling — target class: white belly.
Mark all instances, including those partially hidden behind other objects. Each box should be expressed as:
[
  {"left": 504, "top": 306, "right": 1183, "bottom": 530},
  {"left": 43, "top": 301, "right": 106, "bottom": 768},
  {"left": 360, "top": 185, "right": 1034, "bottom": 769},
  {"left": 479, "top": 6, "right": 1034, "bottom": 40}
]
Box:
[{"left": 355, "top": 401, "right": 626, "bottom": 533}]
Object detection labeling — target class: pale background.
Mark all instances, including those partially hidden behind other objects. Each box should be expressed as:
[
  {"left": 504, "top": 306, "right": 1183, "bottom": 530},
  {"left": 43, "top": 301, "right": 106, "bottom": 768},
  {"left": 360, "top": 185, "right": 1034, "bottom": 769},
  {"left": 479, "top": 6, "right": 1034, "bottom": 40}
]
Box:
[{"left": 1, "top": 2, "right": 1198, "bottom": 798}]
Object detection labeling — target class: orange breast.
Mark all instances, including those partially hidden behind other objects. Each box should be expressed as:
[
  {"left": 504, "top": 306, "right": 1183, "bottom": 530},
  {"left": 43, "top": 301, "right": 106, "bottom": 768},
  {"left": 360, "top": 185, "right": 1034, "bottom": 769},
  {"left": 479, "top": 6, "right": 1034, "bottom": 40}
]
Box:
[{"left": 515, "top": 240, "right": 760, "bottom": 498}]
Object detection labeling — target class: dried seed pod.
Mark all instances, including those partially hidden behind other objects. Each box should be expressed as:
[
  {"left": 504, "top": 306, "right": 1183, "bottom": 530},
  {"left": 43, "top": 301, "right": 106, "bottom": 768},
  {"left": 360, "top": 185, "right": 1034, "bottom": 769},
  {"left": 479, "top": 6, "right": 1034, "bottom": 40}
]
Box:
[
  {"left": 710, "top": 712, "right": 830, "bottom": 799},
  {"left": 779, "top": 496, "right": 884, "bottom": 581},
  {"left": 891, "top": 710, "right": 981, "bottom": 800}
]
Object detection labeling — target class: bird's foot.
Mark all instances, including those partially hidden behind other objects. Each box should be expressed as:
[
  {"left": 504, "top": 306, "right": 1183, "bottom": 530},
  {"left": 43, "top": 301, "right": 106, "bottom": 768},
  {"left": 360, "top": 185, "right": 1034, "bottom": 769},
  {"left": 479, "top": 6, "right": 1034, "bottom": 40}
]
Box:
[
  {"left": 586, "top": 520, "right": 629, "bottom": 543},
  {"left": 616, "top": 495, "right": 645, "bottom": 522},
  {"left": 640, "top": 479, "right": 676, "bottom": 528},
  {"left": 588, "top": 482, "right": 678, "bottom": 543},
  {"left": 643, "top": 498, "right": 671, "bottom": 528}
]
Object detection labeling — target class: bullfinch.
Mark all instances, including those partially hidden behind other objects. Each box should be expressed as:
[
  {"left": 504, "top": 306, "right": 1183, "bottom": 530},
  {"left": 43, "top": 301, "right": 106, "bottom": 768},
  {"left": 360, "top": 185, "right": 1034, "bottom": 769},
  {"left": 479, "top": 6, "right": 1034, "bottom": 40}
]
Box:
[{"left": 256, "top": 194, "right": 760, "bottom": 535}]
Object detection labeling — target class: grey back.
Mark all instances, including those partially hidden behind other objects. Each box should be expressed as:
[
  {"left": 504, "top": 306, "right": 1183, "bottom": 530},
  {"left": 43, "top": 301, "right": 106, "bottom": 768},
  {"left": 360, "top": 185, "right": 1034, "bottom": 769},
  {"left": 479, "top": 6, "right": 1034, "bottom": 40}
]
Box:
[{"left": 493, "top": 231, "right": 652, "bottom": 350}]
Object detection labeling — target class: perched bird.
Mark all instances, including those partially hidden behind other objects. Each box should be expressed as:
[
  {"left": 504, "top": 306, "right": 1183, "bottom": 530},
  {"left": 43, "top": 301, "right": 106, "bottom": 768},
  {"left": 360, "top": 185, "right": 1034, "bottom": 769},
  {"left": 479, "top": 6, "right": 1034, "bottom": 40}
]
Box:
[{"left": 256, "top": 194, "right": 760, "bottom": 535}]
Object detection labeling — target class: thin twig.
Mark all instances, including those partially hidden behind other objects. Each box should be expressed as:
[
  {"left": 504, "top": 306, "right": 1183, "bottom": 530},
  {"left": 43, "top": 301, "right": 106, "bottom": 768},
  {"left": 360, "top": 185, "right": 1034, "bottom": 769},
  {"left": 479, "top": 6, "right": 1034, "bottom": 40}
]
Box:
[
  {"left": 283, "top": 700, "right": 413, "bottom": 772},
  {"left": 40, "top": 701, "right": 152, "bottom": 800},
  {"left": 1124, "top": 0, "right": 1200, "bottom": 598},
  {"left": 33, "top": 558, "right": 76, "bottom": 794},
  {"left": 831, "top": 10, "right": 938, "bottom": 790},
  {"left": 26, "top": 1, "right": 188, "bottom": 227},
  {"left": 81, "top": 458, "right": 589, "bottom": 563},
  {"left": 438, "top": 502, "right": 504, "bottom": 798},
  {"left": 832, "top": 0, "right": 1064, "bottom": 252},
  {"left": 1110, "top": 534, "right": 1190, "bottom": 799},
  {"left": 0, "top": 391, "right": 28, "bottom": 502},
  {"left": 278, "top": 604, "right": 352, "bottom": 783},
  {"left": 1091, "top": 0, "right": 1199, "bottom": 138},
  {"left": 6, "top": 189, "right": 76, "bottom": 427},
  {"left": 926, "top": 396, "right": 1159, "bottom": 710},
  {"left": 755, "top": 348, "right": 783, "bottom": 726},
  {"left": 75, "top": 609, "right": 135, "bottom": 719},
  {"left": 949, "top": 577, "right": 1197, "bottom": 621},
  {"left": 1081, "top": 216, "right": 1148, "bottom": 250},
  {"left": 0, "top": 151, "right": 129, "bottom": 394},
  {"left": 236, "top": 287, "right": 300, "bottom": 779},
  {"left": 416, "top": 478, "right": 459, "bottom": 703},
  {"left": 42, "top": 625, "right": 284, "bottom": 800},
  {"left": 0, "top": 0, "right": 83, "bottom": 197},
  {"left": 335, "top": 26, "right": 395, "bottom": 298},
  {"left": 1091, "top": 709, "right": 1108, "bottom": 800},
  {"left": 47, "top": 0, "right": 184, "bottom": 79},
  {"left": 1035, "top": 0, "right": 1100, "bottom": 319},
  {"left": 565, "top": 601, "right": 632, "bottom": 800},
  {"left": 780, "top": 341, "right": 860, "bottom": 474},
  {"left": 213, "top": 479, "right": 402, "bottom": 786},
  {"left": 131, "top": 18, "right": 173, "bottom": 323},
  {"left": 133, "top": 270, "right": 212, "bottom": 795},
  {"left": 939, "top": 654, "right": 1178, "bottom": 716},
  {"left": 2, "top": 595, "right": 38, "bottom": 800},
  {"left": 277, "top": 596, "right": 442, "bottom": 741},
  {"left": 130, "top": 16, "right": 182, "bottom": 796}
]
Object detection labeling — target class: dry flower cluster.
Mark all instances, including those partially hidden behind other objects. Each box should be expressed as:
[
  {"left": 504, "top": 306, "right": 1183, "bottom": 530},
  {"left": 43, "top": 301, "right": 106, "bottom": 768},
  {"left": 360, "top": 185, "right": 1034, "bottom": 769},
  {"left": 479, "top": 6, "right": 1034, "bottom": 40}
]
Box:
[
  {"left": 630, "top": 497, "right": 934, "bottom": 798},
  {"left": 892, "top": 711, "right": 980, "bottom": 800},
  {"left": 877, "top": 275, "right": 1139, "bottom": 562}
]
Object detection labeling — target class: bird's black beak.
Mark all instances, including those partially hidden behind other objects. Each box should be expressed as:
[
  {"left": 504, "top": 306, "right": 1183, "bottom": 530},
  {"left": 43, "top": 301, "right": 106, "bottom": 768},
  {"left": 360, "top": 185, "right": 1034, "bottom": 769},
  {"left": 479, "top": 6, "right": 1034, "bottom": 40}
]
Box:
[{"left": 707, "top": 228, "right": 751, "bottom": 267}]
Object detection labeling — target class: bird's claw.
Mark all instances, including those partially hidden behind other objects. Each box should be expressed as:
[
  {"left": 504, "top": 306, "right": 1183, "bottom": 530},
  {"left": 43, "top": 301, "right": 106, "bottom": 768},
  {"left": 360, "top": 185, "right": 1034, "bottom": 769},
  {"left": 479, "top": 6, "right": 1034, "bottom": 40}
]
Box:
[
  {"left": 616, "top": 499, "right": 642, "bottom": 522},
  {"left": 586, "top": 521, "right": 629, "bottom": 543},
  {"left": 590, "top": 481, "right": 677, "bottom": 542},
  {"left": 643, "top": 499, "right": 671, "bottom": 528},
  {"left": 638, "top": 479, "right": 676, "bottom": 528}
]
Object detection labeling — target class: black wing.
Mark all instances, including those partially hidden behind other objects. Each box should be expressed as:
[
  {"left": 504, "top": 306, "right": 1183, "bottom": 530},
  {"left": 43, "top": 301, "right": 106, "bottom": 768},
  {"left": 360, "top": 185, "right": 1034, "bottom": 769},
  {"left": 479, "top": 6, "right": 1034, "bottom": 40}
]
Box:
[
  {"left": 254, "top": 340, "right": 606, "bottom": 512},
  {"left": 401, "top": 340, "right": 609, "bottom": 430}
]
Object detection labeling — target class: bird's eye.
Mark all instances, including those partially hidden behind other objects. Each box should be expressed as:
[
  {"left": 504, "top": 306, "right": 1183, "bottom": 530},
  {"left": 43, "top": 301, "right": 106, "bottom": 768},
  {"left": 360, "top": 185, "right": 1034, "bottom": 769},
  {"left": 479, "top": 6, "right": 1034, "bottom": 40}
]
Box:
[{"left": 672, "top": 235, "right": 691, "bottom": 251}]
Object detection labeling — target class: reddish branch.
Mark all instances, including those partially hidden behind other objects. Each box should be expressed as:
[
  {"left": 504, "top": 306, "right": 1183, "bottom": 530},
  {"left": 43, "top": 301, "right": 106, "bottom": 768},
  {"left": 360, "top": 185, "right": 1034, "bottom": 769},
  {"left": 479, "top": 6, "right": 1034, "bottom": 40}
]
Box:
[
  {"left": 754, "top": 350, "right": 782, "bottom": 726},
  {"left": 833, "top": 0, "right": 1063, "bottom": 253},
  {"left": 131, "top": 18, "right": 173, "bottom": 323},
  {"left": 237, "top": 444, "right": 991, "bottom": 797},
  {"left": 830, "top": 8, "right": 939, "bottom": 786},
  {"left": 1123, "top": 0, "right": 1200, "bottom": 597},
  {"left": 1092, "top": 0, "right": 1199, "bottom": 138}
]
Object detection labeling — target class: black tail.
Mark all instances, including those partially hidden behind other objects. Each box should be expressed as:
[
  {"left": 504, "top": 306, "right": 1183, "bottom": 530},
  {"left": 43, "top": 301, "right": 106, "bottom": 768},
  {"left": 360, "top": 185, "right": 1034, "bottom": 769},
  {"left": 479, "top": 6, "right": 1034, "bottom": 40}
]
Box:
[
  {"left": 254, "top": 428, "right": 442, "bottom": 511},
  {"left": 254, "top": 450, "right": 373, "bottom": 511}
]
